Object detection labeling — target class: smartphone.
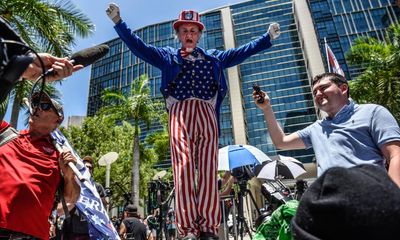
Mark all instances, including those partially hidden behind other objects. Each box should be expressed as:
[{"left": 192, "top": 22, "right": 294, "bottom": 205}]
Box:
[{"left": 253, "top": 84, "right": 264, "bottom": 103}]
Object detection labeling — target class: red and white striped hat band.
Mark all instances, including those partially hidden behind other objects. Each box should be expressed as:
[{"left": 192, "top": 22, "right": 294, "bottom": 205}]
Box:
[{"left": 173, "top": 10, "right": 205, "bottom": 31}]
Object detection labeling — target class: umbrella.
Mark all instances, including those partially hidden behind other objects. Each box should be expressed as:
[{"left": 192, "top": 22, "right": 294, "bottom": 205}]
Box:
[
  {"left": 256, "top": 155, "right": 306, "bottom": 180},
  {"left": 218, "top": 144, "right": 271, "bottom": 171}
]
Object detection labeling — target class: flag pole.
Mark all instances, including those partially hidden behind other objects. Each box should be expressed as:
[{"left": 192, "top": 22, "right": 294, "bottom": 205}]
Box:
[{"left": 324, "top": 37, "right": 330, "bottom": 72}]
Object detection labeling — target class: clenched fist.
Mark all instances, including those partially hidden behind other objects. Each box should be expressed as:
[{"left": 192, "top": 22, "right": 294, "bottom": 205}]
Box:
[
  {"left": 268, "top": 22, "right": 280, "bottom": 40},
  {"left": 106, "top": 3, "right": 121, "bottom": 24}
]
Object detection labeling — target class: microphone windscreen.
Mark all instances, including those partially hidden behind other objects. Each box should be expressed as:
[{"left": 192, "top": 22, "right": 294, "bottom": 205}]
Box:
[{"left": 70, "top": 44, "right": 110, "bottom": 67}]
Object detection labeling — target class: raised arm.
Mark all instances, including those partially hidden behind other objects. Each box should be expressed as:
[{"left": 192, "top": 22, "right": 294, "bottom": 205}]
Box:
[
  {"left": 382, "top": 142, "right": 400, "bottom": 187},
  {"left": 253, "top": 89, "right": 306, "bottom": 150},
  {"left": 59, "top": 150, "right": 80, "bottom": 207},
  {"left": 211, "top": 23, "right": 280, "bottom": 68},
  {"left": 22, "top": 53, "right": 82, "bottom": 82},
  {"left": 106, "top": 3, "right": 169, "bottom": 69}
]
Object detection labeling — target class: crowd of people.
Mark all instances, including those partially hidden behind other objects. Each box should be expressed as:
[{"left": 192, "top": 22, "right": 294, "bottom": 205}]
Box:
[{"left": 1, "top": 1, "right": 400, "bottom": 240}]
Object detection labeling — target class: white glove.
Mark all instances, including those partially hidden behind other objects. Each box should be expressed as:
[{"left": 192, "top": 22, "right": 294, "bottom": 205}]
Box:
[
  {"left": 268, "top": 22, "right": 280, "bottom": 40},
  {"left": 106, "top": 3, "right": 121, "bottom": 24}
]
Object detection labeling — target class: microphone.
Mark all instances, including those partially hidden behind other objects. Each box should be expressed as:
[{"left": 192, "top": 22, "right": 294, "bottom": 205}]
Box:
[
  {"left": 44, "top": 44, "right": 110, "bottom": 77},
  {"left": 70, "top": 44, "right": 110, "bottom": 67}
]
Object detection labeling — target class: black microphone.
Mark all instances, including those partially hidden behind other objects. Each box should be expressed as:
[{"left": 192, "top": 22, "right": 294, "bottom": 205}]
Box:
[
  {"left": 70, "top": 44, "right": 110, "bottom": 67},
  {"left": 44, "top": 44, "right": 110, "bottom": 77}
]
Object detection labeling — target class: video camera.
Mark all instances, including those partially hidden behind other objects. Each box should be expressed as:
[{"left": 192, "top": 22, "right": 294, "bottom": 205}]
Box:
[
  {"left": 0, "top": 17, "right": 34, "bottom": 103},
  {"left": 231, "top": 165, "right": 255, "bottom": 183}
]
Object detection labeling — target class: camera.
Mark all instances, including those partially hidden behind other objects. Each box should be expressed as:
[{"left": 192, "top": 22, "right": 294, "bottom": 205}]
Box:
[{"left": 231, "top": 165, "right": 255, "bottom": 183}]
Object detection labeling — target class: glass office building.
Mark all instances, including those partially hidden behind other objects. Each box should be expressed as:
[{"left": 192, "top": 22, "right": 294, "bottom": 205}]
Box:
[
  {"left": 308, "top": 0, "right": 400, "bottom": 78},
  {"left": 229, "top": 0, "right": 317, "bottom": 162}
]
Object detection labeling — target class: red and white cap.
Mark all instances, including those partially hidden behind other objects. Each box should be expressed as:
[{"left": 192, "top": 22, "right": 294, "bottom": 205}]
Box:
[{"left": 173, "top": 10, "right": 205, "bottom": 31}]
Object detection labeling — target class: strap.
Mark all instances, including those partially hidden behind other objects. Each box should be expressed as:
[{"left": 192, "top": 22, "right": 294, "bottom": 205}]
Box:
[
  {"left": 0, "top": 126, "right": 18, "bottom": 147},
  {"left": 58, "top": 179, "right": 70, "bottom": 219}
]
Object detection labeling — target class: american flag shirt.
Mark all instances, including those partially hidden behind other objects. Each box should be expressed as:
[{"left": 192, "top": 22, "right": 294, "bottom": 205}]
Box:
[{"left": 165, "top": 56, "right": 218, "bottom": 110}]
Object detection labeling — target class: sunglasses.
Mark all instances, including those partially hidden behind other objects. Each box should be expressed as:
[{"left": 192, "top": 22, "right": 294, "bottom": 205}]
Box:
[
  {"left": 32, "top": 102, "right": 54, "bottom": 111},
  {"left": 85, "top": 165, "right": 93, "bottom": 170}
]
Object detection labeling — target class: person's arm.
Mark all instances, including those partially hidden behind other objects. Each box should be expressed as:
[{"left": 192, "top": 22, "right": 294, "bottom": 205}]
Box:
[
  {"left": 95, "top": 182, "right": 108, "bottom": 206},
  {"left": 106, "top": 3, "right": 168, "bottom": 69},
  {"left": 147, "top": 232, "right": 154, "bottom": 240},
  {"left": 59, "top": 150, "right": 80, "bottom": 206},
  {"left": 22, "top": 53, "right": 83, "bottom": 82},
  {"left": 370, "top": 106, "right": 400, "bottom": 187},
  {"left": 220, "top": 177, "right": 234, "bottom": 196},
  {"left": 210, "top": 23, "right": 280, "bottom": 68},
  {"left": 253, "top": 90, "right": 305, "bottom": 150},
  {"left": 381, "top": 141, "right": 400, "bottom": 187},
  {"left": 119, "top": 221, "right": 127, "bottom": 239}
]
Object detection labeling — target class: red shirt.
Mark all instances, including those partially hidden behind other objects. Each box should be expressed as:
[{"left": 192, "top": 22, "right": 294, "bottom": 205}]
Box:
[{"left": 0, "top": 121, "right": 61, "bottom": 239}]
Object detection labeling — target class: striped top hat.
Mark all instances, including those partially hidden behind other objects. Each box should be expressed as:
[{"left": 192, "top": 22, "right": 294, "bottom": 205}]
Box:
[{"left": 173, "top": 10, "right": 204, "bottom": 31}]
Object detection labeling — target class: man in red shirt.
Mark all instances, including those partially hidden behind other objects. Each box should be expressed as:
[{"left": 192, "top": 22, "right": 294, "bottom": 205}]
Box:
[{"left": 0, "top": 92, "right": 80, "bottom": 239}]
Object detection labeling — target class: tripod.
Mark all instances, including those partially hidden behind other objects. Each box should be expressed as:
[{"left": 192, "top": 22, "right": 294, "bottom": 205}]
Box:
[
  {"left": 156, "top": 186, "right": 175, "bottom": 240},
  {"left": 235, "top": 180, "right": 261, "bottom": 240}
]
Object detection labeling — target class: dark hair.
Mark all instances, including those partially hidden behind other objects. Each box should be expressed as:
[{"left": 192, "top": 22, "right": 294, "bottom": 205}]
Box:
[
  {"left": 312, "top": 73, "right": 349, "bottom": 97},
  {"left": 82, "top": 156, "right": 94, "bottom": 164}
]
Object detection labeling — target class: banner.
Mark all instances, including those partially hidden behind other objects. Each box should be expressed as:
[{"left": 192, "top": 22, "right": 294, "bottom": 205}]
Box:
[{"left": 51, "top": 129, "right": 120, "bottom": 240}]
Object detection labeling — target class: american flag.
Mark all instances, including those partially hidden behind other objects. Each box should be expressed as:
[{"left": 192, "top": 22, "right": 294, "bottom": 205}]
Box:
[
  {"left": 51, "top": 129, "right": 120, "bottom": 240},
  {"left": 325, "top": 41, "right": 345, "bottom": 77}
]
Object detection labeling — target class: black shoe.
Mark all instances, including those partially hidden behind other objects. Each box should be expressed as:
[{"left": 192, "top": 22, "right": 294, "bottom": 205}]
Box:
[
  {"left": 180, "top": 233, "right": 197, "bottom": 240},
  {"left": 199, "top": 232, "right": 219, "bottom": 240}
]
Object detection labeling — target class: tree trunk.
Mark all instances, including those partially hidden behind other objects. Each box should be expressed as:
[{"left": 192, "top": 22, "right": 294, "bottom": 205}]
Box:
[
  {"left": 131, "top": 126, "right": 140, "bottom": 206},
  {"left": 10, "top": 94, "right": 22, "bottom": 128}
]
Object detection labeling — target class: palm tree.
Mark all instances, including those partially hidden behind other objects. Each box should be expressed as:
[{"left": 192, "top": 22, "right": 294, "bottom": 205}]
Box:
[
  {"left": 0, "top": 0, "right": 94, "bottom": 128},
  {"left": 101, "top": 75, "right": 158, "bottom": 206},
  {"left": 346, "top": 24, "right": 400, "bottom": 121},
  {"left": 0, "top": 96, "right": 8, "bottom": 121}
]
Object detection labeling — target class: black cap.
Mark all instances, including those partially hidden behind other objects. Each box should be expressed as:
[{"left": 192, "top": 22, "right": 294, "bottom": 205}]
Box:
[
  {"left": 292, "top": 164, "right": 400, "bottom": 240},
  {"left": 31, "top": 91, "right": 64, "bottom": 121},
  {"left": 125, "top": 204, "right": 138, "bottom": 214}
]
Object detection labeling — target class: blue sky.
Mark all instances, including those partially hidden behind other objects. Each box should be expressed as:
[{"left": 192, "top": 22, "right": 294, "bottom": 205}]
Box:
[{"left": 5, "top": 0, "right": 246, "bottom": 128}]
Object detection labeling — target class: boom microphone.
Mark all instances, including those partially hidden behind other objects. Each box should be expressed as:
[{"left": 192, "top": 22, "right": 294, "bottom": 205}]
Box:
[
  {"left": 70, "top": 44, "right": 110, "bottom": 67},
  {"left": 44, "top": 44, "right": 110, "bottom": 77}
]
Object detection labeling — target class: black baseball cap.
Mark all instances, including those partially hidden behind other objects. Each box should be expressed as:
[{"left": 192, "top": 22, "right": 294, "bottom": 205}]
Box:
[{"left": 31, "top": 91, "right": 64, "bottom": 121}]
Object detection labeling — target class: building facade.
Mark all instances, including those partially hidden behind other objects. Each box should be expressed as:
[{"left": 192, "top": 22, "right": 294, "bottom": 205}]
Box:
[{"left": 308, "top": 0, "right": 400, "bottom": 78}]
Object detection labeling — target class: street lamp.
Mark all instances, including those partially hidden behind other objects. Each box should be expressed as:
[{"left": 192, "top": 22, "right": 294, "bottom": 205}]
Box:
[{"left": 99, "top": 152, "right": 119, "bottom": 212}]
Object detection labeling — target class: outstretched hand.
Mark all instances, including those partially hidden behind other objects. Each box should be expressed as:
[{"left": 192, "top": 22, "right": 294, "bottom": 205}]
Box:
[
  {"left": 106, "top": 3, "right": 121, "bottom": 24},
  {"left": 268, "top": 22, "right": 281, "bottom": 40},
  {"left": 22, "top": 53, "right": 83, "bottom": 82}
]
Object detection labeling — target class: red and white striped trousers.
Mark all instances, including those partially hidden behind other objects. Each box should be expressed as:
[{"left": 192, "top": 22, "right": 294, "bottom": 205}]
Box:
[{"left": 169, "top": 98, "right": 221, "bottom": 237}]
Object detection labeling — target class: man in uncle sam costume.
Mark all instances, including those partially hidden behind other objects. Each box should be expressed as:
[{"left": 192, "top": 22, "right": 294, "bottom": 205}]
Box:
[{"left": 106, "top": 3, "right": 280, "bottom": 239}]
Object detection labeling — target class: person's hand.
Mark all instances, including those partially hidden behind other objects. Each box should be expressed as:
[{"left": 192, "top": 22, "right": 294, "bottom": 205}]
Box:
[
  {"left": 59, "top": 148, "right": 77, "bottom": 180},
  {"left": 49, "top": 222, "right": 56, "bottom": 239},
  {"left": 268, "top": 22, "right": 280, "bottom": 40},
  {"left": 106, "top": 3, "right": 121, "bottom": 24},
  {"left": 22, "top": 53, "right": 83, "bottom": 82},
  {"left": 253, "top": 89, "right": 271, "bottom": 110}
]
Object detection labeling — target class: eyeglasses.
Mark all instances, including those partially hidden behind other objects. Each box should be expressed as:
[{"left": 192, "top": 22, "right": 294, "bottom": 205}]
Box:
[{"left": 32, "top": 102, "right": 54, "bottom": 111}]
